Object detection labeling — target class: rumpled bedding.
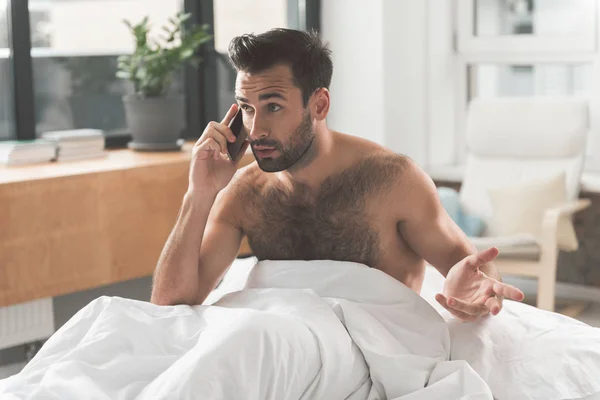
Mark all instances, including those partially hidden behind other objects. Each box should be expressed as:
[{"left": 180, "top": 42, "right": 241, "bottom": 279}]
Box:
[
  {"left": 0, "top": 260, "right": 492, "bottom": 399},
  {"left": 2, "top": 259, "right": 600, "bottom": 399}
]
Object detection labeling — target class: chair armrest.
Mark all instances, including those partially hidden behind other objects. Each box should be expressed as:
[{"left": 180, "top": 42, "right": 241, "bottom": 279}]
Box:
[
  {"left": 545, "top": 198, "right": 591, "bottom": 217},
  {"left": 541, "top": 199, "right": 591, "bottom": 253}
]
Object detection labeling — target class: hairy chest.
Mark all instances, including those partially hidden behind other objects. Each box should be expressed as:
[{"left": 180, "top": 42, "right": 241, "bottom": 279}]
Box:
[
  {"left": 241, "top": 155, "right": 405, "bottom": 267},
  {"left": 245, "top": 187, "right": 381, "bottom": 266}
]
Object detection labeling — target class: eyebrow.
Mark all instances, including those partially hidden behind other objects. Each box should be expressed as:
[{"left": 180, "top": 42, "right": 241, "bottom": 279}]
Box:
[{"left": 235, "top": 92, "right": 287, "bottom": 103}]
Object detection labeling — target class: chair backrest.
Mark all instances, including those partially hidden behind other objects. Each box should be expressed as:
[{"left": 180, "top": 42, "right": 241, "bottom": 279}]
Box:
[{"left": 459, "top": 97, "right": 589, "bottom": 236}]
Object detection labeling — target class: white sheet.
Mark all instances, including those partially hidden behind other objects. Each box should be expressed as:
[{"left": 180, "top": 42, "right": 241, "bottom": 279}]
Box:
[
  {"left": 422, "top": 266, "right": 600, "bottom": 400},
  {"left": 2, "top": 258, "right": 600, "bottom": 400},
  {"left": 0, "top": 259, "right": 492, "bottom": 399},
  {"left": 218, "top": 258, "right": 600, "bottom": 400}
]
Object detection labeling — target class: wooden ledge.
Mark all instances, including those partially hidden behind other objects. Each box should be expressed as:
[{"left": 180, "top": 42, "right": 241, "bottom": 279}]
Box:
[
  {"left": 0, "top": 143, "right": 254, "bottom": 307},
  {"left": 1, "top": 143, "right": 256, "bottom": 185},
  {"left": 1, "top": 143, "right": 191, "bottom": 185}
]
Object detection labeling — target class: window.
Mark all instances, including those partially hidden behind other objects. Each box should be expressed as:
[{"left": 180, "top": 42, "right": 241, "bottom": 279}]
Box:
[
  {"left": 459, "top": 0, "right": 597, "bottom": 53},
  {"left": 0, "top": 0, "right": 13, "bottom": 140},
  {"left": 212, "top": 0, "right": 291, "bottom": 119},
  {"left": 29, "top": 0, "right": 183, "bottom": 136},
  {"left": 453, "top": 0, "right": 599, "bottom": 168},
  {"left": 468, "top": 64, "right": 593, "bottom": 99},
  {"left": 474, "top": 0, "right": 593, "bottom": 37},
  {"left": 1, "top": 0, "right": 319, "bottom": 142}
]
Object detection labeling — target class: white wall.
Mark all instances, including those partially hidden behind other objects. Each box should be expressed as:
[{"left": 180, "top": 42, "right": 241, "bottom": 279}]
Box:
[
  {"left": 381, "top": 0, "right": 428, "bottom": 164},
  {"left": 426, "top": 0, "right": 456, "bottom": 167},
  {"left": 321, "top": 0, "right": 385, "bottom": 145},
  {"left": 322, "top": 0, "right": 454, "bottom": 167}
]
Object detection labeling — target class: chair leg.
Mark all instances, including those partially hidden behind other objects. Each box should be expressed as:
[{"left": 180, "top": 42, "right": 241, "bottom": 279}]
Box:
[{"left": 537, "top": 265, "right": 556, "bottom": 311}]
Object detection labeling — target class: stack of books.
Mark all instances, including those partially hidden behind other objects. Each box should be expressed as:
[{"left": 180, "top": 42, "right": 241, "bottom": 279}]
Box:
[
  {"left": 0, "top": 139, "right": 57, "bottom": 166},
  {"left": 41, "top": 129, "right": 106, "bottom": 162}
]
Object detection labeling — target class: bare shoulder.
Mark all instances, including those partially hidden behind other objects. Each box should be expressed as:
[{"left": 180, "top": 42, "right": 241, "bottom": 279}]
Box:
[
  {"left": 334, "top": 132, "right": 434, "bottom": 203},
  {"left": 335, "top": 132, "right": 414, "bottom": 178}
]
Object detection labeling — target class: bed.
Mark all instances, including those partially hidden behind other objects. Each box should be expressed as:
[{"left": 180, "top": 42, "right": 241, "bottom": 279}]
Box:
[{"left": 1, "top": 257, "right": 600, "bottom": 400}]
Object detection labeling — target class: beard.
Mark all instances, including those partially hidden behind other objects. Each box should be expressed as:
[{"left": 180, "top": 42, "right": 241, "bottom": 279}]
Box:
[{"left": 252, "top": 110, "right": 315, "bottom": 173}]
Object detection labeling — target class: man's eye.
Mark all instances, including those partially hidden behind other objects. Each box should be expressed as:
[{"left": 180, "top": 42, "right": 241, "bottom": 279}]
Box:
[
  {"left": 268, "top": 104, "right": 282, "bottom": 112},
  {"left": 241, "top": 104, "right": 254, "bottom": 113}
]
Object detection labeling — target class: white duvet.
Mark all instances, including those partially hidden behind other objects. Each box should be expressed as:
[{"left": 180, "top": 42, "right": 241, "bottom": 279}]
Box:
[{"left": 1, "top": 259, "right": 600, "bottom": 400}]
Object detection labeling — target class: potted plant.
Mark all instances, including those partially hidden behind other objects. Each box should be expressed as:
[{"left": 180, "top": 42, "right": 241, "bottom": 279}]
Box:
[{"left": 117, "top": 13, "right": 212, "bottom": 150}]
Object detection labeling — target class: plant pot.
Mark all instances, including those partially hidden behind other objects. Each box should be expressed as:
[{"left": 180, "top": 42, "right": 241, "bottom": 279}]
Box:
[{"left": 123, "top": 95, "right": 185, "bottom": 150}]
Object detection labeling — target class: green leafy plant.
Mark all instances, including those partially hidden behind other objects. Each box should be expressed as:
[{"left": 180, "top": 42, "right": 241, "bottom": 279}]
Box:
[{"left": 116, "top": 13, "right": 212, "bottom": 97}]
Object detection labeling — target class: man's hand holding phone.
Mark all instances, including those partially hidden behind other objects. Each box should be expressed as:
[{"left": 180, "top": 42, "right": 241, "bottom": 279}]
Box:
[{"left": 189, "top": 104, "right": 250, "bottom": 195}]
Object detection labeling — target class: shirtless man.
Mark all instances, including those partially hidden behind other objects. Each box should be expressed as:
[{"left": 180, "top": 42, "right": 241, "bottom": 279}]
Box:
[{"left": 150, "top": 28, "right": 525, "bottom": 322}]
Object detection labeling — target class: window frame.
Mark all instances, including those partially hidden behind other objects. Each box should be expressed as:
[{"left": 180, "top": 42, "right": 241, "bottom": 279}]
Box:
[
  {"left": 193, "top": 0, "right": 320, "bottom": 131},
  {"left": 8, "top": 0, "right": 35, "bottom": 140},
  {"left": 1, "top": 1, "right": 15, "bottom": 140},
  {"left": 4, "top": 0, "right": 320, "bottom": 142},
  {"left": 457, "top": 0, "right": 598, "bottom": 55},
  {"left": 453, "top": 0, "right": 600, "bottom": 171}
]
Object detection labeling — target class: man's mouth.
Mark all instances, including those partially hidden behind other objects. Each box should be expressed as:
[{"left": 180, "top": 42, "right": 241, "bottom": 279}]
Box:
[{"left": 253, "top": 146, "right": 277, "bottom": 158}]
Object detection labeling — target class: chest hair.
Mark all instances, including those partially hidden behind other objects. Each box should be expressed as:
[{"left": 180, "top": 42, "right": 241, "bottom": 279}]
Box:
[{"left": 242, "top": 154, "right": 406, "bottom": 267}]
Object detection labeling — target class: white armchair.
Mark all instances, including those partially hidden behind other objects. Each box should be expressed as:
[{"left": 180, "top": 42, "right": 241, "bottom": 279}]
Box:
[{"left": 460, "top": 97, "right": 591, "bottom": 311}]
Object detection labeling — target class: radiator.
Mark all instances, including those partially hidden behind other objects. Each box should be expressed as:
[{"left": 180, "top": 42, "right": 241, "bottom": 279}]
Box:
[{"left": 0, "top": 298, "right": 55, "bottom": 350}]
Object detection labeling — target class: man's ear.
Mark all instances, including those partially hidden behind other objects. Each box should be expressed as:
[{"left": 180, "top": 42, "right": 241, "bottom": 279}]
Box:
[{"left": 310, "top": 88, "right": 330, "bottom": 121}]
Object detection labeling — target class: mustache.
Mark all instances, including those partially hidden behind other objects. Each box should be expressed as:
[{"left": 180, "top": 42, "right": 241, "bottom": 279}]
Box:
[{"left": 251, "top": 140, "right": 279, "bottom": 148}]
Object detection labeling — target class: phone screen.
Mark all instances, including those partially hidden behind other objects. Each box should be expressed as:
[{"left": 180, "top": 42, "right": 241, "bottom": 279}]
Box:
[{"left": 227, "top": 108, "right": 248, "bottom": 162}]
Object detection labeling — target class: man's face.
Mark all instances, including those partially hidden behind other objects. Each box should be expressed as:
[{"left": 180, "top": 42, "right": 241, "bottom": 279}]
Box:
[{"left": 235, "top": 64, "right": 315, "bottom": 172}]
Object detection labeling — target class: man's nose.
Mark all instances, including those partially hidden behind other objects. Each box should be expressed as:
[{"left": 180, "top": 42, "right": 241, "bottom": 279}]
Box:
[{"left": 247, "top": 113, "right": 268, "bottom": 140}]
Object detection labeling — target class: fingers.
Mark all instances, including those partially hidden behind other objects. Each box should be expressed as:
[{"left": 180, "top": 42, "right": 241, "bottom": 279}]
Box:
[
  {"left": 196, "top": 121, "right": 236, "bottom": 156},
  {"left": 202, "top": 130, "right": 227, "bottom": 155},
  {"left": 493, "top": 281, "right": 525, "bottom": 302},
  {"left": 194, "top": 104, "right": 239, "bottom": 152},
  {"left": 195, "top": 137, "right": 217, "bottom": 161},
  {"left": 221, "top": 103, "right": 239, "bottom": 126},
  {"left": 464, "top": 247, "right": 499, "bottom": 271},
  {"left": 485, "top": 296, "right": 502, "bottom": 315},
  {"left": 196, "top": 137, "right": 222, "bottom": 160},
  {"left": 447, "top": 296, "right": 489, "bottom": 317},
  {"left": 211, "top": 120, "right": 238, "bottom": 144},
  {"left": 435, "top": 294, "right": 481, "bottom": 322}
]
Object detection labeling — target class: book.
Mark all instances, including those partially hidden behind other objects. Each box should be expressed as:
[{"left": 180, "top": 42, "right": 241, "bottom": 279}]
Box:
[
  {"left": 0, "top": 140, "right": 57, "bottom": 165},
  {"left": 42, "top": 129, "right": 106, "bottom": 162},
  {"left": 41, "top": 129, "right": 104, "bottom": 143},
  {"left": 58, "top": 139, "right": 105, "bottom": 150},
  {"left": 0, "top": 139, "right": 56, "bottom": 150}
]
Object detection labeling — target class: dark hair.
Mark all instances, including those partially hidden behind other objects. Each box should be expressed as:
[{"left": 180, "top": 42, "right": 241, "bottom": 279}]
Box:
[{"left": 228, "top": 28, "right": 333, "bottom": 106}]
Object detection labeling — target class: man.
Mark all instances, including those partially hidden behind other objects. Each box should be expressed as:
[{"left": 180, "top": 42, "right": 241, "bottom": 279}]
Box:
[{"left": 150, "top": 28, "right": 524, "bottom": 322}]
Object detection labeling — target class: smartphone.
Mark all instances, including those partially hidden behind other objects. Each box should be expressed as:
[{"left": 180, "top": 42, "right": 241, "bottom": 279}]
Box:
[{"left": 227, "top": 108, "right": 248, "bottom": 162}]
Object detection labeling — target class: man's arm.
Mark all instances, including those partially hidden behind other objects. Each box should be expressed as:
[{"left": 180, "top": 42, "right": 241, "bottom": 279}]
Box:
[
  {"left": 395, "top": 159, "right": 499, "bottom": 280},
  {"left": 195, "top": 188, "right": 245, "bottom": 304},
  {"left": 393, "top": 156, "right": 523, "bottom": 321},
  {"left": 151, "top": 103, "right": 249, "bottom": 306},
  {"left": 150, "top": 187, "right": 243, "bottom": 306}
]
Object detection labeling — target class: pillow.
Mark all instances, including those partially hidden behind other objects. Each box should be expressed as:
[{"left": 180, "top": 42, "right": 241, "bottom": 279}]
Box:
[
  {"left": 461, "top": 214, "right": 486, "bottom": 238},
  {"left": 438, "top": 187, "right": 485, "bottom": 237},
  {"left": 487, "top": 172, "right": 578, "bottom": 251}
]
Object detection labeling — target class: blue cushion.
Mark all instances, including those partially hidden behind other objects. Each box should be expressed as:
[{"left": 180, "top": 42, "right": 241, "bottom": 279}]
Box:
[
  {"left": 461, "top": 214, "right": 485, "bottom": 237},
  {"left": 437, "top": 187, "right": 485, "bottom": 237}
]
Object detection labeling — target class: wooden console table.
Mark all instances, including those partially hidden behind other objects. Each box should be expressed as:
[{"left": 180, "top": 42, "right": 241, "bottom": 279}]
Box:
[{"left": 0, "top": 144, "right": 254, "bottom": 307}]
